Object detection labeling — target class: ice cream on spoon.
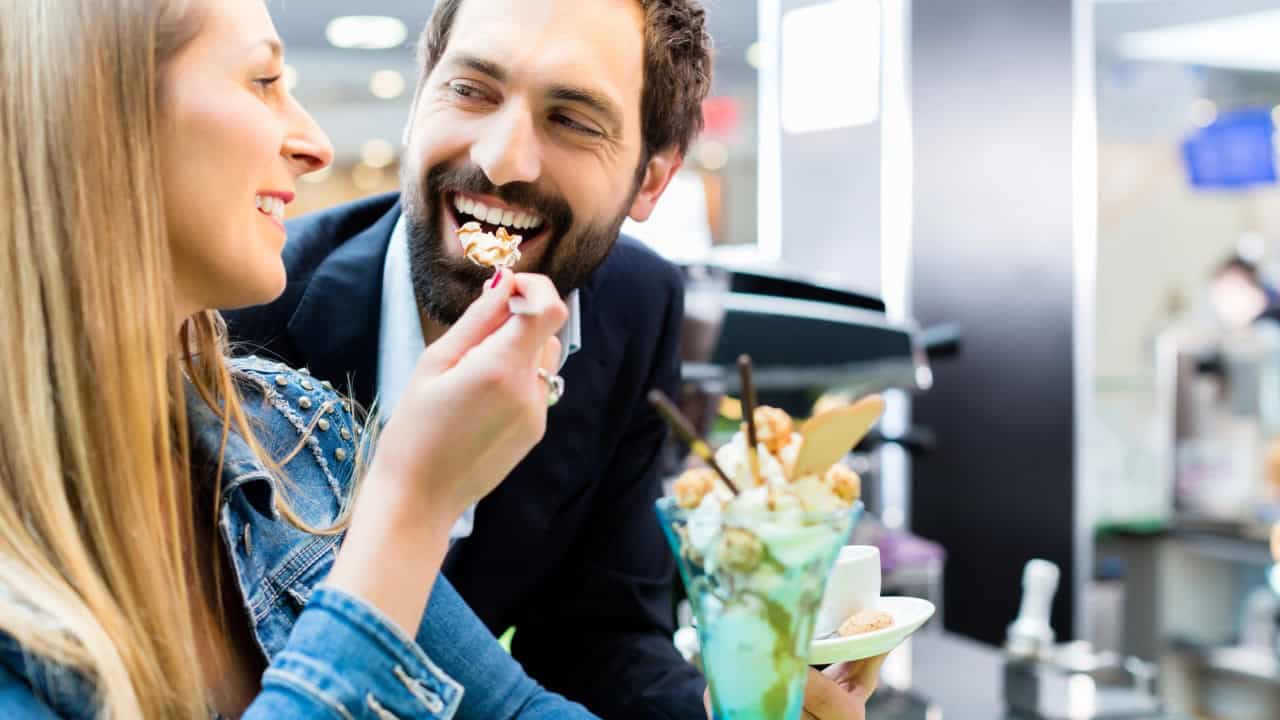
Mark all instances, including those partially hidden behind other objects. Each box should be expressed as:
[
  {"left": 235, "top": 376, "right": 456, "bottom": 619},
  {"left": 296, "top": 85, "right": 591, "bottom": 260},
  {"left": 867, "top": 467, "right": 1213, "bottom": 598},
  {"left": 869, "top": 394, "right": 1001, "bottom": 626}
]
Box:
[
  {"left": 459, "top": 221, "right": 523, "bottom": 272},
  {"left": 456, "top": 217, "right": 530, "bottom": 315}
]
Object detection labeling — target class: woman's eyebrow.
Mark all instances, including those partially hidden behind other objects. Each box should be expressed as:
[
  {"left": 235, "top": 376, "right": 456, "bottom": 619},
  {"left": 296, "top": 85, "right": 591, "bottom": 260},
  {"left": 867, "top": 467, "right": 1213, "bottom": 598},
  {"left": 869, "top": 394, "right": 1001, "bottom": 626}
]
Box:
[{"left": 246, "top": 37, "right": 284, "bottom": 59}]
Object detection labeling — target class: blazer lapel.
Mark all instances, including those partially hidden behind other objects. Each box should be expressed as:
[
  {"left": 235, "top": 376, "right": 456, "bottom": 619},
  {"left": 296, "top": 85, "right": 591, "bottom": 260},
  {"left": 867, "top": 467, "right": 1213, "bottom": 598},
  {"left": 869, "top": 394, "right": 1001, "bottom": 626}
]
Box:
[{"left": 286, "top": 200, "right": 401, "bottom": 408}]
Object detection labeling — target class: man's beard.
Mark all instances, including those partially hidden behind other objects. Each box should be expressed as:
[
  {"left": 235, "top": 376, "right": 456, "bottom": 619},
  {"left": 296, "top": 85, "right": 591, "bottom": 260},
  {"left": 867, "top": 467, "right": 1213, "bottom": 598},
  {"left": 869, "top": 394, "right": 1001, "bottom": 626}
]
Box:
[{"left": 401, "top": 163, "right": 631, "bottom": 326}]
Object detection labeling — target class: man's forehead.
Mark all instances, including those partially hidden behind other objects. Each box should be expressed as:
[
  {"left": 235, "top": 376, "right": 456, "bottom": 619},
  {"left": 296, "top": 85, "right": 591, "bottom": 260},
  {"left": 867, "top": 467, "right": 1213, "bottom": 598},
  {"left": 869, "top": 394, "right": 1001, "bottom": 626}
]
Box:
[{"left": 443, "top": 0, "right": 645, "bottom": 106}]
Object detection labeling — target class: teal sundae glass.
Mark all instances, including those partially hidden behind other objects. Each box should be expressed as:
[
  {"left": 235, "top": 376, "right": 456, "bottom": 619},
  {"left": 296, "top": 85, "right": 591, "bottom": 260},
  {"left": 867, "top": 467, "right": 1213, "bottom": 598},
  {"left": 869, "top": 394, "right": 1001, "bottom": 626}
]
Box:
[{"left": 656, "top": 496, "right": 860, "bottom": 719}]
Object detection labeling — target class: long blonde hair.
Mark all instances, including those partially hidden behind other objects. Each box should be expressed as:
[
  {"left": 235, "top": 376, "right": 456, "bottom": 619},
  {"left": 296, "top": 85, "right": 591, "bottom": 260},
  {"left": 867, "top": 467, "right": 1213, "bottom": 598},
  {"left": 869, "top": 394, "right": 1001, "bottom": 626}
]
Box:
[{"left": 0, "top": 0, "right": 339, "bottom": 716}]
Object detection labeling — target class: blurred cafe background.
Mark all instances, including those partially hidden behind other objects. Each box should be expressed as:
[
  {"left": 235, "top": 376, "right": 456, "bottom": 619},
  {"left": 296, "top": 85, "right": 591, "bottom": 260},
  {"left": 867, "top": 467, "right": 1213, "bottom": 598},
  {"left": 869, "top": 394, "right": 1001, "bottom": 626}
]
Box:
[{"left": 274, "top": 0, "right": 1280, "bottom": 717}]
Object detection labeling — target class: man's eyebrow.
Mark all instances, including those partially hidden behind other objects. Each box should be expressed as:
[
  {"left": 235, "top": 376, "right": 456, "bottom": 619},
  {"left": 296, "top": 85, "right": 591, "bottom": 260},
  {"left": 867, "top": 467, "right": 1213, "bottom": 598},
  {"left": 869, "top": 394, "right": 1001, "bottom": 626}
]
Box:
[
  {"left": 451, "top": 53, "right": 507, "bottom": 82},
  {"left": 548, "top": 84, "right": 623, "bottom": 133}
]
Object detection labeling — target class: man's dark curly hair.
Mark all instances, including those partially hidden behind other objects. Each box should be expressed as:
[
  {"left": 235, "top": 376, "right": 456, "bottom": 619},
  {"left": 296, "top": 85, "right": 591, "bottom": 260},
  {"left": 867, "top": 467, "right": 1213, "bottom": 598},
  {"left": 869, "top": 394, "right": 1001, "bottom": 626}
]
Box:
[{"left": 416, "top": 0, "right": 714, "bottom": 160}]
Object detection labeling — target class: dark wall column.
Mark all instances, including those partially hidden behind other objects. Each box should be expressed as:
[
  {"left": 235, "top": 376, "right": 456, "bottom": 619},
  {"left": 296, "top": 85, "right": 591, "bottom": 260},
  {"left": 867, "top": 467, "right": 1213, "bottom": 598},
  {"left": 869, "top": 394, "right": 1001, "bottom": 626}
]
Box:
[{"left": 910, "top": 0, "right": 1079, "bottom": 644}]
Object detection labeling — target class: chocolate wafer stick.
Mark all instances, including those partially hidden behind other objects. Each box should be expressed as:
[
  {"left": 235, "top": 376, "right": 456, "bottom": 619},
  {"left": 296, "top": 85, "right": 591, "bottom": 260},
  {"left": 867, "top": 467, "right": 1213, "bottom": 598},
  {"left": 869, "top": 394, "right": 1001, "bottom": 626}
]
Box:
[
  {"left": 647, "top": 390, "right": 741, "bottom": 495},
  {"left": 738, "top": 355, "right": 762, "bottom": 486}
]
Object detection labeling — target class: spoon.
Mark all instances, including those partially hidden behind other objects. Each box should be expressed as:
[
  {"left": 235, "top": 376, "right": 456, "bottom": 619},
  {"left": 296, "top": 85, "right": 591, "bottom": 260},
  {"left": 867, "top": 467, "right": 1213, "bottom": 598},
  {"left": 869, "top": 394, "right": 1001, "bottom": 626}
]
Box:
[
  {"left": 648, "top": 390, "right": 741, "bottom": 495},
  {"left": 738, "top": 355, "right": 762, "bottom": 487}
]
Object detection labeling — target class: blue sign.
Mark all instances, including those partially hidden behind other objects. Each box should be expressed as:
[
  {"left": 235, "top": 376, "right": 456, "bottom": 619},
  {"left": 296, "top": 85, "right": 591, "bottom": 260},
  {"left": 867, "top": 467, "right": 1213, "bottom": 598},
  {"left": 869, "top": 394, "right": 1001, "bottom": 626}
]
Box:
[{"left": 1182, "top": 108, "right": 1276, "bottom": 190}]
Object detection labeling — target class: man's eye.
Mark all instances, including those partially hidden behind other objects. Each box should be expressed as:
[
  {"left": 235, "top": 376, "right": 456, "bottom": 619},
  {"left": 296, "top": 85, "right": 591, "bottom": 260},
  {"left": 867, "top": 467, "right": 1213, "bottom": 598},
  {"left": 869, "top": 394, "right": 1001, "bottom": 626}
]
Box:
[
  {"left": 451, "top": 82, "right": 486, "bottom": 100},
  {"left": 552, "top": 113, "right": 602, "bottom": 137}
]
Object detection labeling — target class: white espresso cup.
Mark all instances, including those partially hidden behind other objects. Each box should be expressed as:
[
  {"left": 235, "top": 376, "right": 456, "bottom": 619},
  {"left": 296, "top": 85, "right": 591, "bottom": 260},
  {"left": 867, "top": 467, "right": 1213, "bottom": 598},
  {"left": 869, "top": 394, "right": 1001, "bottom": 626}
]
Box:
[{"left": 814, "top": 545, "right": 881, "bottom": 638}]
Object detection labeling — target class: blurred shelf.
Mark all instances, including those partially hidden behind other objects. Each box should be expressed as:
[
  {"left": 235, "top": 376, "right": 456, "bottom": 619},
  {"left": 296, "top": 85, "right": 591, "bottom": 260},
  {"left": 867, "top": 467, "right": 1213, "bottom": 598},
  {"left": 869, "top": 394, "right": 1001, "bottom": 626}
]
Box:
[
  {"left": 1169, "top": 515, "right": 1275, "bottom": 567},
  {"left": 1097, "top": 515, "right": 1274, "bottom": 567},
  {"left": 1169, "top": 639, "right": 1280, "bottom": 685}
]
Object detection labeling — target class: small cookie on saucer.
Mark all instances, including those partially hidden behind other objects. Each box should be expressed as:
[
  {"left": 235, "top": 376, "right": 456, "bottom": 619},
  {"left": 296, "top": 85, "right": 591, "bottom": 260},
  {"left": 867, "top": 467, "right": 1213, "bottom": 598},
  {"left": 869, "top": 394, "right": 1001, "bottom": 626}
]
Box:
[{"left": 838, "top": 609, "right": 894, "bottom": 637}]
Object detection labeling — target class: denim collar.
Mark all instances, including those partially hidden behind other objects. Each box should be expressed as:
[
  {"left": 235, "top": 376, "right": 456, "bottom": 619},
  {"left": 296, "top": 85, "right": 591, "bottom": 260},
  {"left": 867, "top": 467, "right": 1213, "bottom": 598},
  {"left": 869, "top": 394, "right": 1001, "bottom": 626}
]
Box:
[{"left": 185, "top": 371, "right": 280, "bottom": 519}]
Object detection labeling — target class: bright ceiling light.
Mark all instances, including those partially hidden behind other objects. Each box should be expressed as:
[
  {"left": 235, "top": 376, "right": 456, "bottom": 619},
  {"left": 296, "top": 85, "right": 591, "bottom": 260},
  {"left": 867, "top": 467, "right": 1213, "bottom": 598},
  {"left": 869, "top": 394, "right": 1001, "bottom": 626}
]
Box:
[
  {"left": 361, "top": 138, "right": 397, "bottom": 169},
  {"left": 745, "top": 42, "right": 763, "bottom": 70},
  {"left": 370, "top": 69, "right": 406, "bottom": 99},
  {"left": 326, "top": 16, "right": 408, "bottom": 50},
  {"left": 781, "top": 0, "right": 881, "bottom": 134},
  {"left": 1116, "top": 10, "right": 1280, "bottom": 72}
]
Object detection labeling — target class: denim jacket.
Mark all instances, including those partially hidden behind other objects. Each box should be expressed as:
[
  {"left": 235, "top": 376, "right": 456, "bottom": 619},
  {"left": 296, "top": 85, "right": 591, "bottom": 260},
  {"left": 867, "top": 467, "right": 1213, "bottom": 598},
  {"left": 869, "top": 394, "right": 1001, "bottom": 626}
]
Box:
[{"left": 0, "top": 356, "right": 597, "bottom": 719}]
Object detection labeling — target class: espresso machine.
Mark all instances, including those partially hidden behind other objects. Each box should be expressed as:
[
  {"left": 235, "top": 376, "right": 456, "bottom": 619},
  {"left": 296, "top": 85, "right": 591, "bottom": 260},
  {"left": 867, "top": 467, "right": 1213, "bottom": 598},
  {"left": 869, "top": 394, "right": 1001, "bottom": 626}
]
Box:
[
  {"left": 1002, "top": 560, "right": 1167, "bottom": 720},
  {"left": 673, "top": 263, "right": 939, "bottom": 505},
  {"left": 1154, "top": 321, "right": 1280, "bottom": 526},
  {"left": 670, "top": 263, "right": 954, "bottom": 615}
]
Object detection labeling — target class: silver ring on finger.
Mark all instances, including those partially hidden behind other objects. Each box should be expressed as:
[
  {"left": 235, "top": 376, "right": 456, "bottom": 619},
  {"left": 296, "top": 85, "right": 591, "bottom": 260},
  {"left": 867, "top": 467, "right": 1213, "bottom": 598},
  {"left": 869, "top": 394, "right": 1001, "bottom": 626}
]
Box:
[{"left": 537, "top": 368, "right": 565, "bottom": 407}]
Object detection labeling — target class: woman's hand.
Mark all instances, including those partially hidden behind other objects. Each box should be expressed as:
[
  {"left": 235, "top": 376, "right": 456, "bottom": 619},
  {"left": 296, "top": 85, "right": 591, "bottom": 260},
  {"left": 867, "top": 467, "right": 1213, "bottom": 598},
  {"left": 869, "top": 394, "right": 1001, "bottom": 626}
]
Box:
[
  {"left": 367, "top": 270, "right": 567, "bottom": 520},
  {"left": 327, "top": 271, "right": 566, "bottom": 636}
]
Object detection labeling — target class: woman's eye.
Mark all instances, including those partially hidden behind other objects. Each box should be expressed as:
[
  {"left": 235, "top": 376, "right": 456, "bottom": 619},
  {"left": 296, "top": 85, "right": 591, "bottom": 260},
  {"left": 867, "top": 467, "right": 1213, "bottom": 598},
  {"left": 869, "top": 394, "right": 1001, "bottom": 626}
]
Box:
[{"left": 254, "top": 75, "right": 282, "bottom": 91}]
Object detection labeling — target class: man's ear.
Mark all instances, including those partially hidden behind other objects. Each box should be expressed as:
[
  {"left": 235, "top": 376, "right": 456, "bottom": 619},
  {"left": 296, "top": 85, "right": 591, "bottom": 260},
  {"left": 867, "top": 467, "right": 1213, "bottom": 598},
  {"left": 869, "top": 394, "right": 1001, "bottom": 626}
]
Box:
[{"left": 628, "top": 148, "right": 684, "bottom": 222}]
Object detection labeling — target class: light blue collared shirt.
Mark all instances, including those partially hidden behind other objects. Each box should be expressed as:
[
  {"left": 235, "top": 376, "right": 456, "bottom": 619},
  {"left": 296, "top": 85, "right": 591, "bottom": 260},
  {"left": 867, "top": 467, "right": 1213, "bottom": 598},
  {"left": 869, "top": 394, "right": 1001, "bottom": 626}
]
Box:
[{"left": 377, "top": 214, "right": 581, "bottom": 540}]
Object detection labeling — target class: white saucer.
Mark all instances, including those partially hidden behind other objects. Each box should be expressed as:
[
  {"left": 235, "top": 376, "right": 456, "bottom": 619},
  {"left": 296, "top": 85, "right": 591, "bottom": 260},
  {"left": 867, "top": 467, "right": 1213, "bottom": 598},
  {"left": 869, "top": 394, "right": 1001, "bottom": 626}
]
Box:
[{"left": 808, "top": 596, "right": 935, "bottom": 665}]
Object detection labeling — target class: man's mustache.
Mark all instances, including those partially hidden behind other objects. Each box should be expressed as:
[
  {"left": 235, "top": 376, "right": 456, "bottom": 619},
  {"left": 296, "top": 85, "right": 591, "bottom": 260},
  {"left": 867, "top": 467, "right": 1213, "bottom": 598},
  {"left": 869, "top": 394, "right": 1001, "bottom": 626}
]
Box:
[{"left": 425, "top": 165, "right": 573, "bottom": 232}]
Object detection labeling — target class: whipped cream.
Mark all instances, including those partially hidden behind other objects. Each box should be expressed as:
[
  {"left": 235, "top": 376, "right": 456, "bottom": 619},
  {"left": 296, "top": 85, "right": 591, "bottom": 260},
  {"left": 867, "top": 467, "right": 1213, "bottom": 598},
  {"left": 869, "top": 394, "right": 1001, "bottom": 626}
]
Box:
[
  {"left": 715, "top": 431, "right": 789, "bottom": 490},
  {"left": 668, "top": 405, "right": 861, "bottom": 565}
]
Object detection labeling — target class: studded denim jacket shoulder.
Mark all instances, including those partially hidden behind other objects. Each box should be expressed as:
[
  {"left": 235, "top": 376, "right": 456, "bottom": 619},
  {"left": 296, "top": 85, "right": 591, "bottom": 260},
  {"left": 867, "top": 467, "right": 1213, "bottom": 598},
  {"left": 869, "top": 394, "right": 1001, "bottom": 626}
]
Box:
[
  {"left": 206, "top": 356, "right": 370, "bottom": 654},
  {"left": 0, "top": 356, "right": 465, "bottom": 720}
]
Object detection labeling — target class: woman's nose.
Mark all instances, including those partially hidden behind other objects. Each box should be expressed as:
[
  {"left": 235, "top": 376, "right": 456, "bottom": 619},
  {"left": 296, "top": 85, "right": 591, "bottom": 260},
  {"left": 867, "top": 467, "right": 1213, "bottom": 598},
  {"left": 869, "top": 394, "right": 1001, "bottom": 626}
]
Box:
[{"left": 282, "top": 96, "right": 334, "bottom": 176}]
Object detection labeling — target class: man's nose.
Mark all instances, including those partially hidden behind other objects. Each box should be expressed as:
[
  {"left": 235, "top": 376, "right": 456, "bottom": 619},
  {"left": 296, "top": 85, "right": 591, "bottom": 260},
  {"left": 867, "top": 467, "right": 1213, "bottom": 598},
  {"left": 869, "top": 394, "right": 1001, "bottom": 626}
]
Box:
[{"left": 471, "top": 101, "right": 541, "bottom": 186}]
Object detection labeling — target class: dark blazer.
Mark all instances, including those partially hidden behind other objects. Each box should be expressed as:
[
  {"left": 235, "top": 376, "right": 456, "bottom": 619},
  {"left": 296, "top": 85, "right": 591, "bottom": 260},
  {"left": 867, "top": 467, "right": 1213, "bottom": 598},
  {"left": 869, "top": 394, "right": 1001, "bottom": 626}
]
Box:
[{"left": 225, "top": 192, "right": 705, "bottom": 720}]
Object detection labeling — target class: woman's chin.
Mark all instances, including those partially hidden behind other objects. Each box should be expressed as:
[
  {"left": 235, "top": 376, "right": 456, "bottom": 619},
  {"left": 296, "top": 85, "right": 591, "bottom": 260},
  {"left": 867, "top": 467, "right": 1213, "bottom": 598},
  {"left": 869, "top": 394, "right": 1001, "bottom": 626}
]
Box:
[{"left": 218, "top": 267, "right": 287, "bottom": 312}]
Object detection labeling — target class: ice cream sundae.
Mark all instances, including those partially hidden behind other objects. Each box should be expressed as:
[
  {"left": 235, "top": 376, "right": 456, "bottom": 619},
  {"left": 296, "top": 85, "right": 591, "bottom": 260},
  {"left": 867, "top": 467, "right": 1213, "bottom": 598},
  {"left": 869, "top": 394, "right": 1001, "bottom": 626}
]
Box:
[
  {"left": 651, "top": 356, "right": 882, "bottom": 720},
  {"left": 671, "top": 404, "right": 862, "bottom": 516}
]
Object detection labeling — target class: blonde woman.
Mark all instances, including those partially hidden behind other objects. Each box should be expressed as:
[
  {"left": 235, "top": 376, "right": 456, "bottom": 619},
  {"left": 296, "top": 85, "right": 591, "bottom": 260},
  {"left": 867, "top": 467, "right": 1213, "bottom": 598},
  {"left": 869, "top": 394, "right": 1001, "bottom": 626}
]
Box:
[{"left": 0, "top": 0, "right": 600, "bottom": 718}]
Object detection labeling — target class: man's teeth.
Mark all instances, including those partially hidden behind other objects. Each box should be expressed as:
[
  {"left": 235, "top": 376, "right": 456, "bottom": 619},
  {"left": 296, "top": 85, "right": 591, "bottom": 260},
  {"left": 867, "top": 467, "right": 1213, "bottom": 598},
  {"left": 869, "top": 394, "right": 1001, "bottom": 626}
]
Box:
[
  {"left": 453, "top": 195, "right": 543, "bottom": 231},
  {"left": 255, "top": 195, "right": 285, "bottom": 223}
]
